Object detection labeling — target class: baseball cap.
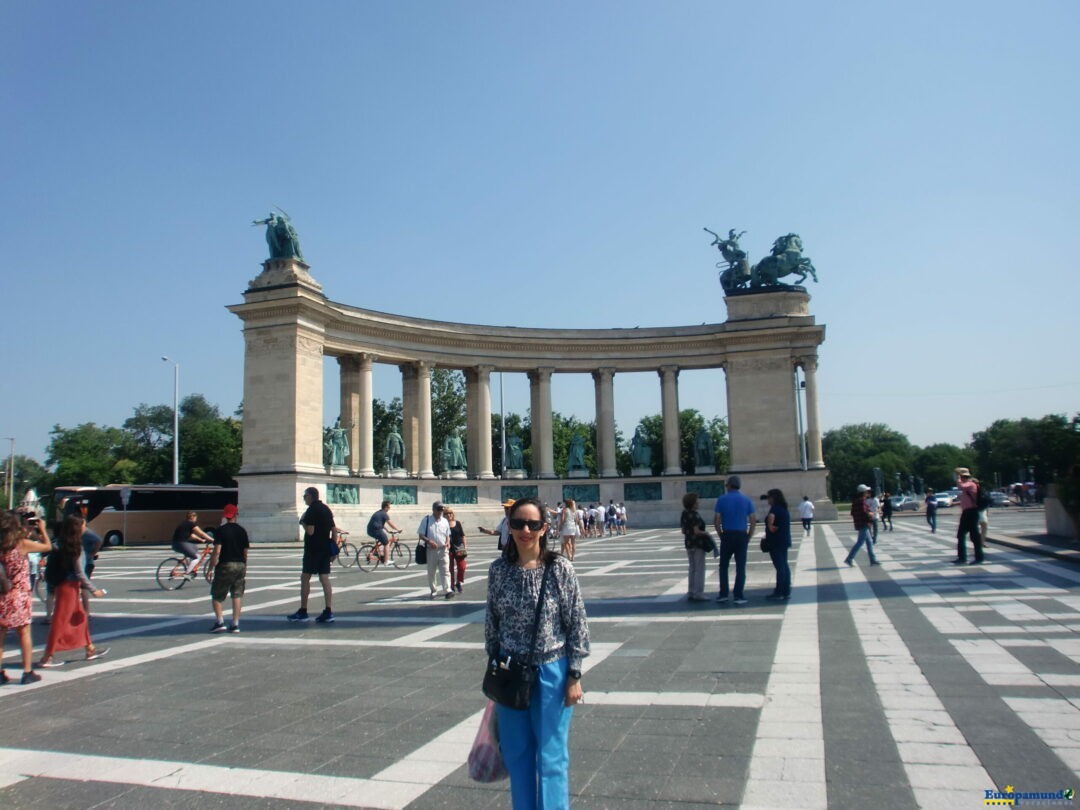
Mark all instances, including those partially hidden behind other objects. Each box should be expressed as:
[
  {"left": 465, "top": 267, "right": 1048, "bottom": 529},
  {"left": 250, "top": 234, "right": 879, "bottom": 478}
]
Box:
[
  {"left": 501, "top": 498, "right": 516, "bottom": 508},
  {"left": 432, "top": 501, "right": 444, "bottom": 510},
  {"left": 856, "top": 484, "right": 871, "bottom": 493},
  {"left": 222, "top": 504, "right": 238, "bottom": 519}
]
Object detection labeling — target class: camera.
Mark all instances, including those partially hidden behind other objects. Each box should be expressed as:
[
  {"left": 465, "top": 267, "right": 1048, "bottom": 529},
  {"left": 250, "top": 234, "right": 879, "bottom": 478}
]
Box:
[{"left": 21, "top": 511, "right": 37, "bottom": 523}]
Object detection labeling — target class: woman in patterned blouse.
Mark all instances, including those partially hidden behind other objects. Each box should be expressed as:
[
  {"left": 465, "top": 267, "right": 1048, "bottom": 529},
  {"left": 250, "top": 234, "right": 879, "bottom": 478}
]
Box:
[{"left": 485, "top": 497, "right": 590, "bottom": 809}]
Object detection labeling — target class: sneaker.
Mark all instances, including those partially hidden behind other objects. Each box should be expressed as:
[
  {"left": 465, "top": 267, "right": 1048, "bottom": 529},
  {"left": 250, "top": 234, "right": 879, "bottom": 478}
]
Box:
[
  {"left": 430, "top": 593, "right": 437, "bottom": 600},
  {"left": 733, "top": 598, "right": 748, "bottom": 606},
  {"left": 844, "top": 559, "right": 853, "bottom": 567},
  {"left": 715, "top": 594, "right": 729, "bottom": 602},
  {"left": 445, "top": 592, "right": 455, "bottom": 600},
  {"left": 0, "top": 670, "right": 9, "bottom": 685},
  {"left": 969, "top": 560, "right": 984, "bottom": 565},
  {"left": 315, "top": 609, "right": 335, "bottom": 624},
  {"left": 228, "top": 624, "right": 240, "bottom": 634},
  {"left": 210, "top": 621, "right": 227, "bottom": 633},
  {"left": 869, "top": 561, "right": 880, "bottom": 566},
  {"left": 38, "top": 659, "right": 65, "bottom": 669},
  {"left": 766, "top": 594, "right": 784, "bottom": 601},
  {"left": 951, "top": 559, "right": 967, "bottom": 565},
  {"left": 86, "top": 647, "right": 109, "bottom": 661},
  {"left": 287, "top": 609, "right": 310, "bottom": 622},
  {"left": 20, "top": 671, "right": 42, "bottom": 685}
]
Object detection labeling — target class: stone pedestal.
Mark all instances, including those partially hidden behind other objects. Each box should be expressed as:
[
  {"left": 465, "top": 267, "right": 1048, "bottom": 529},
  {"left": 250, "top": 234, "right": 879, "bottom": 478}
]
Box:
[
  {"left": 568, "top": 470, "right": 589, "bottom": 478},
  {"left": 330, "top": 465, "right": 349, "bottom": 476},
  {"left": 631, "top": 467, "right": 651, "bottom": 477},
  {"left": 696, "top": 466, "right": 716, "bottom": 475},
  {"left": 504, "top": 469, "right": 526, "bottom": 480},
  {"left": 385, "top": 469, "right": 407, "bottom": 479}
]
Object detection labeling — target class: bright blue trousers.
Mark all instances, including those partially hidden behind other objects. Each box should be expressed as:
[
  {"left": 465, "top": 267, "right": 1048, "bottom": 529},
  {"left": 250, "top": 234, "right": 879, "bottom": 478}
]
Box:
[{"left": 495, "top": 658, "right": 574, "bottom": 810}]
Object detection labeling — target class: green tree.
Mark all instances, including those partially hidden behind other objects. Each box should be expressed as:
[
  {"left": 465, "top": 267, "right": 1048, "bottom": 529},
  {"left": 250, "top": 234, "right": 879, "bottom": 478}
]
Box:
[
  {"left": 46, "top": 423, "right": 133, "bottom": 486},
  {"left": 821, "top": 423, "right": 915, "bottom": 500},
  {"left": 122, "top": 403, "right": 174, "bottom": 483},
  {"left": 1, "top": 455, "right": 52, "bottom": 504},
  {"left": 971, "top": 414, "right": 1080, "bottom": 487},
  {"left": 913, "top": 443, "right": 975, "bottom": 491}
]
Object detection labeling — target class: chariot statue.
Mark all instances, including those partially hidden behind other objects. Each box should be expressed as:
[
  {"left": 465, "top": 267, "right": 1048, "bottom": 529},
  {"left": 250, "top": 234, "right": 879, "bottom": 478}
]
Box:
[{"left": 749, "top": 233, "right": 818, "bottom": 288}]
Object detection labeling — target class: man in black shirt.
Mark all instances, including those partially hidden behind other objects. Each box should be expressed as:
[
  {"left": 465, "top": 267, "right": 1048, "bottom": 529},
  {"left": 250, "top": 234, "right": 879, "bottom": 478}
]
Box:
[
  {"left": 206, "top": 503, "right": 249, "bottom": 633},
  {"left": 288, "top": 487, "right": 338, "bottom": 624}
]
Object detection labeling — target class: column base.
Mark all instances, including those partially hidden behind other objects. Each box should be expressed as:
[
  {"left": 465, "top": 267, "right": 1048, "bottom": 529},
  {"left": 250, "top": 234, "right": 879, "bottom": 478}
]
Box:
[
  {"left": 356, "top": 468, "right": 377, "bottom": 477},
  {"left": 477, "top": 472, "right": 497, "bottom": 480},
  {"left": 385, "top": 469, "right": 408, "bottom": 479}
]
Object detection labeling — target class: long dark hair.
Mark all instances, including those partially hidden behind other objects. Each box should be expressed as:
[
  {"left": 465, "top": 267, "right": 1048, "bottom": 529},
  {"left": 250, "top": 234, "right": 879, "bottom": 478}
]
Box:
[
  {"left": 766, "top": 488, "right": 788, "bottom": 509},
  {"left": 0, "top": 511, "right": 21, "bottom": 554},
  {"left": 58, "top": 515, "right": 85, "bottom": 562},
  {"left": 503, "top": 497, "right": 560, "bottom": 565}
]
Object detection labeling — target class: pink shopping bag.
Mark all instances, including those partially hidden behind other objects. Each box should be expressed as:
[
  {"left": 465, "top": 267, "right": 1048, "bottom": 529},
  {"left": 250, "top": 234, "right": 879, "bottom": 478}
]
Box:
[{"left": 467, "top": 701, "right": 508, "bottom": 783}]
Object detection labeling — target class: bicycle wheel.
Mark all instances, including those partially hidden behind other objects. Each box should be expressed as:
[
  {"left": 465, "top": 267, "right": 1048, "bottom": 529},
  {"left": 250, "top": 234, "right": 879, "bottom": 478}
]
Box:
[
  {"left": 390, "top": 541, "right": 410, "bottom": 568},
  {"left": 156, "top": 557, "right": 190, "bottom": 590},
  {"left": 356, "top": 543, "right": 380, "bottom": 572},
  {"left": 337, "top": 542, "right": 357, "bottom": 568}
]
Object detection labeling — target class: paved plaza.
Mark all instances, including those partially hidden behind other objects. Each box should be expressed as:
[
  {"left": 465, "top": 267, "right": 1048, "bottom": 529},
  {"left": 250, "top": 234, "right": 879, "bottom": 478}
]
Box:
[{"left": 1, "top": 509, "right": 1078, "bottom": 809}]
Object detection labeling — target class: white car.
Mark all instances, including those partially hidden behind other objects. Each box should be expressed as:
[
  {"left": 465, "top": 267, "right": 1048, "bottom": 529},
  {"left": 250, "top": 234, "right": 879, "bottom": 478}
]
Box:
[{"left": 932, "top": 493, "right": 957, "bottom": 508}]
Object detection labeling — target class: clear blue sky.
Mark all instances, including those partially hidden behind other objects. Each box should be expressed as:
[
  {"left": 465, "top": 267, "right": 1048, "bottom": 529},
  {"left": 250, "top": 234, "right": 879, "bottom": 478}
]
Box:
[{"left": 3, "top": 1, "right": 1078, "bottom": 464}]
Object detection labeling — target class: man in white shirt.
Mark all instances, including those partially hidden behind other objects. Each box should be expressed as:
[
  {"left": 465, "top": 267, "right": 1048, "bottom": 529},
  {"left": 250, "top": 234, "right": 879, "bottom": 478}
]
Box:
[
  {"left": 797, "top": 497, "right": 815, "bottom": 536},
  {"left": 419, "top": 501, "right": 453, "bottom": 600},
  {"left": 867, "top": 493, "right": 880, "bottom": 542}
]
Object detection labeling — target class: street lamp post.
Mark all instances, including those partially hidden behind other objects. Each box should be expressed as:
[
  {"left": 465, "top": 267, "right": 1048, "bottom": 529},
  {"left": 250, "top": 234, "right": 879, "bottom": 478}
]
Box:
[
  {"left": 4, "top": 437, "right": 13, "bottom": 510},
  {"left": 161, "top": 357, "right": 179, "bottom": 485}
]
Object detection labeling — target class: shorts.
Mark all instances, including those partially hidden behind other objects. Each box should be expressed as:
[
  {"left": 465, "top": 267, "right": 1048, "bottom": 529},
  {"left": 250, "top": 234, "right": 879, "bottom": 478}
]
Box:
[
  {"left": 302, "top": 551, "right": 332, "bottom": 576},
  {"left": 369, "top": 529, "right": 389, "bottom": 546},
  {"left": 977, "top": 509, "right": 988, "bottom": 525},
  {"left": 211, "top": 562, "right": 247, "bottom": 602}
]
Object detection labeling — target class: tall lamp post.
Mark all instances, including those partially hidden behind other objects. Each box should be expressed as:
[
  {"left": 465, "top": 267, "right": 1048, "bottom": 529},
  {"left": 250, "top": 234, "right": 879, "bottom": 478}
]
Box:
[
  {"left": 4, "top": 437, "right": 13, "bottom": 510},
  {"left": 161, "top": 357, "right": 179, "bottom": 485}
]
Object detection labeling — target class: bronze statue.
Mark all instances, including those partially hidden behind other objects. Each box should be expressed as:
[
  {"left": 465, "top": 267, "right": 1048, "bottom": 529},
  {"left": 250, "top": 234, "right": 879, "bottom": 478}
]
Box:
[
  {"left": 705, "top": 227, "right": 751, "bottom": 292},
  {"left": 630, "top": 427, "right": 652, "bottom": 468},
  {"left": 252, "top": 209, "right": 305, "bottom": 261},
  {"left": 694, "top": 427, "right": 714, "bottom": 468},
  {"left": 384, "top": 431, "right": 404, "bottom": 470},
  {"left": 443, "top": 434, "right": 467, "bottom": 471},
  {"left": 506, "top": 435, "right": 524, "bottom": 469},
  {"left": 327, "top": 417, "right": 350, "bottom": 467},
  {"left": 568, "top": 435, "right": 587, "bottom": 471},
  {"left": 749, "top": 234, "right": 818, "bottom": 287}
]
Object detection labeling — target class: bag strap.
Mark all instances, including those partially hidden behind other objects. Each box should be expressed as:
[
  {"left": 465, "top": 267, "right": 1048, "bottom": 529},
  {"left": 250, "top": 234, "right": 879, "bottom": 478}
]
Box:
[{"left": 524, "top": 563, "right": 555, "bottom": 667}]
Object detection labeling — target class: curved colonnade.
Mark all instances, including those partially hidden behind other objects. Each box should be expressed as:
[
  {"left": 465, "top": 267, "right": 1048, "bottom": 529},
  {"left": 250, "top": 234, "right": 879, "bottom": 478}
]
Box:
[{"left": 229, "top": 258, "right": 833, "bottom": 539}]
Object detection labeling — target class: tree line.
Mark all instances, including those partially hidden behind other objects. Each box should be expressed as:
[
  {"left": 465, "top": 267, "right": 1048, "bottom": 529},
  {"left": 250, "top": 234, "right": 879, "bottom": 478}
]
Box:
[{"left": 823, "top": 414, "right": 1080, "bottom": 500}]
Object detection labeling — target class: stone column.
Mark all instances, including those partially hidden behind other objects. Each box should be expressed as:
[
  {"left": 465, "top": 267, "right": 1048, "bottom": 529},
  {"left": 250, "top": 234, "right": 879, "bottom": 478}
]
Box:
[
  {"left": 416, "top": 362, "right": 435, "bottom": 478},
  {"left": 528, "top": 368, "right": 556, "bottom": 478},
  {"left": 338, "top": 356, "right": 360, "bottom": 473},
  {"left": 357, "top": 353, "right": 375, "bottom": 476},
  {"left": 801, "top": 356, "right": 825, "bottom": 468},
  {"left": 467, "top": 365, "right": 495, "bottom": 479},
  {"left": 659, "top": 365, "right": 683, "bottom": 475},
  {"left": 400, "top": 364, "right": 417, "bottom": 475},
  {"left": 592, "top": 368, "right": 617, "bottom": 477}
]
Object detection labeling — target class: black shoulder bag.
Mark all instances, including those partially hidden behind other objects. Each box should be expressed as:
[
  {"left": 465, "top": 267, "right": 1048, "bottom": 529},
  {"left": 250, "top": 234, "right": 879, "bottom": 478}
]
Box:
[{"left": 483, "top": 563, "right": 554, "bottom": 709}]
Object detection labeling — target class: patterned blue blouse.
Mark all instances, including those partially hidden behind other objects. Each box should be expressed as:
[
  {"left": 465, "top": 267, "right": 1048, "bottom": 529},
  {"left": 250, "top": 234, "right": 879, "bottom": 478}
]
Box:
[{"left": 484, "top": 555, "right": 590, "bottom": 670}]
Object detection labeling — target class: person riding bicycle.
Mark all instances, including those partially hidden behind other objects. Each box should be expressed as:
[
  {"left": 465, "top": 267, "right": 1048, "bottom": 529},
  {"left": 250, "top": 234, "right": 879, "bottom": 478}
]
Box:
[
  {"left": 366, "top": 500, "right": 401, "bottom": 564},
  {"left": 171, "top": 511, "right": 214, "bottom": 574}
]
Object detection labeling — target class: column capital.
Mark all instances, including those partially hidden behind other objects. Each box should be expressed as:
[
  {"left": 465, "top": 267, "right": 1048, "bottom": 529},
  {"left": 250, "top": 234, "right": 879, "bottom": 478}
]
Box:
[
  {"left": 527, "top": 367, "right": 554, "bottom": 383},
  {"left": 795, "top": 355, "right": 819, "bottom": 372},
  {"left": 358, "top": 352, "right": 376, "bottom": 370},
  {"left": 475, "top": 364, "right": 495, "bottom": 375},
  {"left": 592, "top": 367, "right": 616, "bottom": 382},
  {"left": 658, "top": 364, "right": 680, "bottom": 378},
  {"left": 337, "top": 355, "right": 360, "bottom": 372}
]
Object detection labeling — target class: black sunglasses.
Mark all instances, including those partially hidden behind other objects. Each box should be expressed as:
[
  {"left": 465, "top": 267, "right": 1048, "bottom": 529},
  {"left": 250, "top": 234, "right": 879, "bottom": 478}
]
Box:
[{"left": 508, "top": 518, "right": 545, "bottom": 532}]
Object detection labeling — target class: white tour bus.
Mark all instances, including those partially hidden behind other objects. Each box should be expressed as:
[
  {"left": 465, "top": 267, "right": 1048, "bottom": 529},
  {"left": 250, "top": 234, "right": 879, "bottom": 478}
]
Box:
[{"left": 53, "top": 484, "right": 238, "bottom": 547}]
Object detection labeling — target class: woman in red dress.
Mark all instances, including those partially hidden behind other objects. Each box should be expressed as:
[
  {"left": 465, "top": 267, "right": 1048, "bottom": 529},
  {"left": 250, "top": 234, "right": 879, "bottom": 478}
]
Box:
[
  {"left": 0, "top": 512, "right": 52, "bottom": 684},
  {"left": 37, "top": 515, "right": 108, "bottom": 668}
]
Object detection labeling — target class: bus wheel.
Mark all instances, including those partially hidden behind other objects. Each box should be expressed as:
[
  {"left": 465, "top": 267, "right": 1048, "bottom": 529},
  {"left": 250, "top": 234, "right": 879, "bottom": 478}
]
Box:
[{"left": 104, "top": 531, "right": 123, "bottom": 548}]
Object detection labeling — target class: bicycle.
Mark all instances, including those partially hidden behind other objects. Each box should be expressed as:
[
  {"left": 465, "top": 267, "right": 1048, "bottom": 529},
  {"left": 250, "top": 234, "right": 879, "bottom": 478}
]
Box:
[
  {"left": 334, "top": 530, "right": 358, "bottom": 568},
  {"left": 156, "top": 541, "right": 213, "bottom": 590},
  {"left": 356, "top": 530, "right": 409, "bottom": 572}
]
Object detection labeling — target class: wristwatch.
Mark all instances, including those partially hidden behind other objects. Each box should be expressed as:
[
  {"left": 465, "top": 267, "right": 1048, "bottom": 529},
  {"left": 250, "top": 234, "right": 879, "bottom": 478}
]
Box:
[{"left": 568, "top": 668, "right": 582, "bottom": 681}]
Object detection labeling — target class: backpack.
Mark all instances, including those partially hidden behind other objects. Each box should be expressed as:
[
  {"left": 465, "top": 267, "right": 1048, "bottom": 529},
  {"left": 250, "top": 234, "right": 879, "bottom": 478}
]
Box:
[
  {"left": 606, "top": 505, "right": 616, "bottom": 519},
  {"left": 975, "top": 483, "right": 992, "bottom": 510}
]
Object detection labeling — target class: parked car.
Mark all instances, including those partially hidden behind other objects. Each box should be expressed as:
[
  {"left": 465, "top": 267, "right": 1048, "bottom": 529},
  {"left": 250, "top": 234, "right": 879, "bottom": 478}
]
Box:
[
  {"left": 889, "top": 496, "right": 919, "bottom": 512},
  {"left": 933, "top": 493, "right": 957, "bottom": 508},
  {"left": 989, "top": 491, "right": 1011, "bottom": 508}
]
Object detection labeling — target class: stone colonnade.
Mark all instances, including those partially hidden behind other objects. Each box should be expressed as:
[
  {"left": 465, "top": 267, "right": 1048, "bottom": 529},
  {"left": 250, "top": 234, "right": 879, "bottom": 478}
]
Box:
[{"left": 229, "top": 257, "right": 829, "bottom": 538}]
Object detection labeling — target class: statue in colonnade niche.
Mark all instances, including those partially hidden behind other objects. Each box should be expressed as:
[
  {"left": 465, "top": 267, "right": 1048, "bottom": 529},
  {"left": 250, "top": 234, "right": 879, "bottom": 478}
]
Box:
[
  {"left": 384, "top": 431, "right": 404, "bottom": 470},
  {"left": 568, "top": 435, "right": 587, "bottom": 471},
  {"left": 630, "top": 427, "right": 652, "bottom": 468},
  {"left": 694, "top": 427, "right": 715, "bottom": 468},
  {"left": 506, "top": 435, "right": 524, "bottom": 470},
  {"left": 442, "top": 434, "right": 467, "bottom": 471},
  {"left": 325, "top": 417, "right": 350, "bottom": 468}
]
